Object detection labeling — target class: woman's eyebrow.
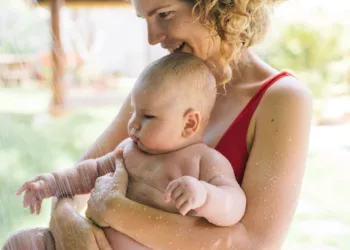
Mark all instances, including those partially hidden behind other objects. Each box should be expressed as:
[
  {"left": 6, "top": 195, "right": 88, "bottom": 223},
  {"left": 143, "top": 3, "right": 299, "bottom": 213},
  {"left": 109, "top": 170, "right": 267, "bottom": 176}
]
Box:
[{"left": 137, "top": 5, "right": 172, "bottom": 18}]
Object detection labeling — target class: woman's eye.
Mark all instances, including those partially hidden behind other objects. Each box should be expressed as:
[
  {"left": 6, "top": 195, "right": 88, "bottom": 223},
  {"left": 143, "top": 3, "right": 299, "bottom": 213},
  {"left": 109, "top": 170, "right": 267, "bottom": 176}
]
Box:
[
  {"left": 158, "top": 11, "right": 171, "bottom": 19},
  {"left": 144, "top": 115, "right": 155, "bottom": 119}
]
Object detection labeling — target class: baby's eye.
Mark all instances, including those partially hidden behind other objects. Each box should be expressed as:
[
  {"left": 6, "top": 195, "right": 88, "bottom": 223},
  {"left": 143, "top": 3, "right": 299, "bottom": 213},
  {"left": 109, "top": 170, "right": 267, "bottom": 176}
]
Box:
[{"left": 144, "top": 114, "right": 155, "bottom": 119}]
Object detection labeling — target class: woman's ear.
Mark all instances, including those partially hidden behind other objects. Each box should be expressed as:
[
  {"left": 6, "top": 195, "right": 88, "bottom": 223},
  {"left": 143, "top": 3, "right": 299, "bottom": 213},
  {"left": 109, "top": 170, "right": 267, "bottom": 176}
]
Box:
[{"left": 182, "top": 109, "right": 201, "bottom": 138}]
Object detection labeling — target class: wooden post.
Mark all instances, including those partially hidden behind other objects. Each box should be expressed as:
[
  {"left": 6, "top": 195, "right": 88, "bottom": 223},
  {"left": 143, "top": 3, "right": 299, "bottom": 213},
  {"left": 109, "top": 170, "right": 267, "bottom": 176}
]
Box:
[{"left": 49, "top": 0, "right": 66, "bottom": 116}]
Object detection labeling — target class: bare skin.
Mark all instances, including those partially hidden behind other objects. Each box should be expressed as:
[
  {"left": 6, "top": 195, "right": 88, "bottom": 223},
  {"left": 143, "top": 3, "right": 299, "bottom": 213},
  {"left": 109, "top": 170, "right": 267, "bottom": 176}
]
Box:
[
  {"left": 2, "top": 0, "right": 313, "bottom": 248},
  {"left": 2, "top": 51, "right": 312, "bottom": 250},
  {"left": 85, "top": 56, "right": 313, "bottom": 250},
  {"left": 103, "top": 139, "right": 244, "bottom": 250}
]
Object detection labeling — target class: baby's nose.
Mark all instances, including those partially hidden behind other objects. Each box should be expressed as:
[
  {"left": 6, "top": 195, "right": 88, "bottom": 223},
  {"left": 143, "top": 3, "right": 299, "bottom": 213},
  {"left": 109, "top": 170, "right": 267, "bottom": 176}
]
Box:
[{"left": 130, "top": 128, "right": 137, "bottom": 136}]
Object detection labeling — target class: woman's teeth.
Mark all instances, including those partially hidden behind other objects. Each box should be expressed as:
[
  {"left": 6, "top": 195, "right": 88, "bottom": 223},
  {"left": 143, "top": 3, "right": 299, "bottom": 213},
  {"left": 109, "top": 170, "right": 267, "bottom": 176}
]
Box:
[{"left": 171, "top": 43, "right": 185, "bottom": 53}]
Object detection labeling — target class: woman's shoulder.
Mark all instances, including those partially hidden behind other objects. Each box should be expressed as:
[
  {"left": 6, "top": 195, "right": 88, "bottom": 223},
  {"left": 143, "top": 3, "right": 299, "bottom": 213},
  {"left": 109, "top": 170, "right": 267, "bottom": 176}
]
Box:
[{"left": 258, "top": 73, "right": 313, "bottom": 116}]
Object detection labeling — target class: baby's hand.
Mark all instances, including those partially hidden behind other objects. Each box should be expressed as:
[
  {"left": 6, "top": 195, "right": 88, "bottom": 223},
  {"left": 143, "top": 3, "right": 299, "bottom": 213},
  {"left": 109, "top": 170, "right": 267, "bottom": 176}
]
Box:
[
  {"left": 164, "top": 176, "right": 207, "bottom": 216},
  {"left": 16, "top": 173, "right": 57, "bottom": 215}
]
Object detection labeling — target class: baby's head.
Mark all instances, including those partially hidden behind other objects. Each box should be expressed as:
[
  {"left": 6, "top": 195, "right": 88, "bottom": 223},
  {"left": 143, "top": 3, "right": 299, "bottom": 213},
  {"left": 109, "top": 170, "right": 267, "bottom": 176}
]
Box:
[{"left": 128, "top": 52, "right": 217, "bottom": 154}]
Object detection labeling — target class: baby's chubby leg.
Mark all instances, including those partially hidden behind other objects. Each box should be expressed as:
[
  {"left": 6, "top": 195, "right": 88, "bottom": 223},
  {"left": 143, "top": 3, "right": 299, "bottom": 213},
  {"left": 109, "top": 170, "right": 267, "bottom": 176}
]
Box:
[{"left": 2, "top": 227, "right": 55, "bottom": 250}]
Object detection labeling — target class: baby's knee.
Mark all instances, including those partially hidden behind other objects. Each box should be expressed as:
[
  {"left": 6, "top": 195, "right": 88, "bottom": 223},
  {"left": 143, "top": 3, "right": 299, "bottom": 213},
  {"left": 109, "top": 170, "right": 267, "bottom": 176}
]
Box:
[{"left": 2, "top": 228, "right": 55, "bottom": 250}]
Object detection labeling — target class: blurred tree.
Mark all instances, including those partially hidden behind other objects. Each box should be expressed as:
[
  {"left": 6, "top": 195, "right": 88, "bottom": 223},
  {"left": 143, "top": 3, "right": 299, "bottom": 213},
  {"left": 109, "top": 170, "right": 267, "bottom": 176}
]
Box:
[{"left": 261, "top": 23, "right": 346, "bottom": 99}]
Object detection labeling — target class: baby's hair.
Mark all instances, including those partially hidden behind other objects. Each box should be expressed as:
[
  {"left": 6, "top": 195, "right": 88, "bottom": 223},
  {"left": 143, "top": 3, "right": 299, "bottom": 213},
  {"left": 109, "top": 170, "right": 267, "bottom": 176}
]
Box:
[{"left": 140, "top": 53, "right": 217, "bottom": 124}]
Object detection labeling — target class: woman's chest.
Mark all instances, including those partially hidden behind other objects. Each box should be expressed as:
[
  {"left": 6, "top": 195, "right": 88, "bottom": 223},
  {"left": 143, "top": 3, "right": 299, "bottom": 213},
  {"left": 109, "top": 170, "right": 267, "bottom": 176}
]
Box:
[{"left": 203, "top": 90, "right": 257, "bottom": 150}]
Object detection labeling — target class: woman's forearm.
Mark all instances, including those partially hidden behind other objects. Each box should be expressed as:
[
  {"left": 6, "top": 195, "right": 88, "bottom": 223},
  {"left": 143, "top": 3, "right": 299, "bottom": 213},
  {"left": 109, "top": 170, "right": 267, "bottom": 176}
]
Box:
[{"left": 103, "top": 196, "right": 258, "bottom": 250}]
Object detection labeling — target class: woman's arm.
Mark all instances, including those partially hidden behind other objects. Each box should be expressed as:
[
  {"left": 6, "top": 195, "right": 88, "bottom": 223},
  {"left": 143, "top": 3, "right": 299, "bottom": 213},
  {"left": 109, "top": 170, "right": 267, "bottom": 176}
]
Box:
[{"left": 88, "top": 77, "right": 313, "bottom": 250}]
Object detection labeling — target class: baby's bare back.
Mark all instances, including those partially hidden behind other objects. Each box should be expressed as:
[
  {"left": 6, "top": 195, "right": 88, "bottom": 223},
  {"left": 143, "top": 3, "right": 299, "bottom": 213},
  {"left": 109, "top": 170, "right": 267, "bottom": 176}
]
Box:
[{"left": 104, "top": 139, "right": 211, "bottom": 250}]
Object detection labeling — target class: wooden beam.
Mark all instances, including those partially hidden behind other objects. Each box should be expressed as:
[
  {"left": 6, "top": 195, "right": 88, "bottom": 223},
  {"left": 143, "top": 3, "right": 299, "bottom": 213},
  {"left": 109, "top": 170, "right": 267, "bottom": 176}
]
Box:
[
  {"left": 32, "top": 0, "right": 131, "bottom": 8},
  {"left": 49, "top": 0, "right": 66, "bottom": 116}
]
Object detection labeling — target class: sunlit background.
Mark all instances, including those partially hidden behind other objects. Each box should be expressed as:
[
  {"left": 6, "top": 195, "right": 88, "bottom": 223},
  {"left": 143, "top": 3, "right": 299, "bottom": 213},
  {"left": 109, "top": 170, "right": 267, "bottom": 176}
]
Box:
[{"left": 1, "top": 0, "right": 350, "bottom": 249}]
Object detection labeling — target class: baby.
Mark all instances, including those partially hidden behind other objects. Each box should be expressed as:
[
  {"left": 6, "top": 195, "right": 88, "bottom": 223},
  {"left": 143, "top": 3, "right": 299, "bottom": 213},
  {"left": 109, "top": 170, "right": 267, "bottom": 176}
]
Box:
[{"left": 17, "top": 53, "right": 246, "bottom": 249}]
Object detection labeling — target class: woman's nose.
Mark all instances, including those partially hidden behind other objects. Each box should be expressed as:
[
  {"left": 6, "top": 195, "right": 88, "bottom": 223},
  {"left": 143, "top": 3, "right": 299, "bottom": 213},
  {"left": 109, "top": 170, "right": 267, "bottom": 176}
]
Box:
[{"left": 147, "top": 22, "right": 166, "bottom": 45}]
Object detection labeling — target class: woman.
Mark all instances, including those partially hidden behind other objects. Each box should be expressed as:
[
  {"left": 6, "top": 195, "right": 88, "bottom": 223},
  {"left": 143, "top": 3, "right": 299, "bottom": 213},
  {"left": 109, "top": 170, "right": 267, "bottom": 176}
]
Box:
[{"left": 3, "top": 0, "right": 312, "bottom": 249}]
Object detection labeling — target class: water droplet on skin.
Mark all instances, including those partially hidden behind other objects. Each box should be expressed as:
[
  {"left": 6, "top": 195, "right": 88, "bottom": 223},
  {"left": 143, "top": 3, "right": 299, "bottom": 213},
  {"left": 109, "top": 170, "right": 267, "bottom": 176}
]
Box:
[
  {"left": 112, "top": 209, "right": 116, "bottom": 212},
  {"left": 143, "top": 207, "right": 147, "bottom": 211},
  {"left": 175, "top": 233, "right": 179, "bottom": 237},
  {"left": 169, "top": 242, "right": 172, "bottom": 245},
  {"left": 159, "top": 216, "right": 163, "bottom": 219}
]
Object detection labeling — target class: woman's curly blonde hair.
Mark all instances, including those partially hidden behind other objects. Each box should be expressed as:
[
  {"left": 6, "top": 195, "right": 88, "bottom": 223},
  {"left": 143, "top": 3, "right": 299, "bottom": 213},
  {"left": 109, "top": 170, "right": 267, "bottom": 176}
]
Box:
[{"left": 187, "top": 0, "right": 283, "bottom": 84}]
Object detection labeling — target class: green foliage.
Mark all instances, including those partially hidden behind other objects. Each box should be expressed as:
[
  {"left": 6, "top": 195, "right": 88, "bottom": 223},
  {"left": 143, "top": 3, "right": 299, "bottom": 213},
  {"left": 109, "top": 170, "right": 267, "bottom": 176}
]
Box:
[
  {"left": 1, "top": 89, "right": 350, "bottom": 249},
  {"left": 0, "top": 100, "right": 114, "bottom": 245},
  {"left": 260, "top": 23, "right": 348, "bottom": 100}
]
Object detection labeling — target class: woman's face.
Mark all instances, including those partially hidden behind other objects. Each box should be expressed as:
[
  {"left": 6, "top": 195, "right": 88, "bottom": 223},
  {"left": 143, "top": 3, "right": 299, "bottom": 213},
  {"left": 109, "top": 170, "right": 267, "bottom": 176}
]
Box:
[{"left": 132, "top": 0, "right": 221, "bottom": 65}]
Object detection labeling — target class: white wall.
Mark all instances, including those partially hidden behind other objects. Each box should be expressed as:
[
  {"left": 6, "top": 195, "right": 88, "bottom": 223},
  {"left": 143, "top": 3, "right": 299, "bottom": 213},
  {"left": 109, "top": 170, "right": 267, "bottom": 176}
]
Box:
[{"left": 61, "top": 7, "right": 168, "bottom": 78}]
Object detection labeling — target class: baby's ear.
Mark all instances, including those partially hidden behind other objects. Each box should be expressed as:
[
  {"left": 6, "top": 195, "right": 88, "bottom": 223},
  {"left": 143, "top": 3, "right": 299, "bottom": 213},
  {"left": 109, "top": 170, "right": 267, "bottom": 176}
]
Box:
[{"left": 182, "top": 108, "right": 201, "bottom": 138}]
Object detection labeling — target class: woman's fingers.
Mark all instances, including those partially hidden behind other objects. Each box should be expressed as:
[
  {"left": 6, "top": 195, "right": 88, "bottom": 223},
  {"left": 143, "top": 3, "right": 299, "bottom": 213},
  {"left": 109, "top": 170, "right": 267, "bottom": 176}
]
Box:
[
  {"left": 94, "top": 228, "right": 113, "bottom": 250},
  {"left": 114, "top": 148, "right": 124, "bottom": 161}
]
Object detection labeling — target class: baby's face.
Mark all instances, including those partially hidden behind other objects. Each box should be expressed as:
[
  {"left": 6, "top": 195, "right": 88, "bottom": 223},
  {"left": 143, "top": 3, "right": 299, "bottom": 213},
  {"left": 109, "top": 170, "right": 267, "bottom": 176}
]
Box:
[{"left": 128, "top": 84, "right": 186, "bottom": 154}]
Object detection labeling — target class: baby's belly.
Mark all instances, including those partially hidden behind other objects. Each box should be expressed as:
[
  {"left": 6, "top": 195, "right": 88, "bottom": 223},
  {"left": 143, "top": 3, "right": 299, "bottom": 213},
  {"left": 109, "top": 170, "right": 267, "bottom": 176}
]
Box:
[{"left": 103, "top": 227, "right": 150, "bottom": 250}]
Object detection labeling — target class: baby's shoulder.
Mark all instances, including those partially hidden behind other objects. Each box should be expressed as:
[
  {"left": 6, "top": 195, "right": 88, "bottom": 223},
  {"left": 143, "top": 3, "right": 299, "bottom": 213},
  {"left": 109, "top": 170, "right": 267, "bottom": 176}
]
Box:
[{"left": 188, "top": 144, "right": 230, "bottom": 165}]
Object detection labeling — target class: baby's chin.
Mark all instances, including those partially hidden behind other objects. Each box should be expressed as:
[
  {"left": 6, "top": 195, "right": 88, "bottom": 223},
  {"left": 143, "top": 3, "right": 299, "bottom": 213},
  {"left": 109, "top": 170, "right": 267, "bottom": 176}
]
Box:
[{"left": 136, "top": 141, "right": 171, "bottom": 155}]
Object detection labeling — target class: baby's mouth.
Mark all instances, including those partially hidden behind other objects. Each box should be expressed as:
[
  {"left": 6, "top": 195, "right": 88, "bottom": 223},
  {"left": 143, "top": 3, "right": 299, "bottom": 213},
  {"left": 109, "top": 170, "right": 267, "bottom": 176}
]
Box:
[{"left": 131, "top": 135, "right": 139, "bottom": 143}]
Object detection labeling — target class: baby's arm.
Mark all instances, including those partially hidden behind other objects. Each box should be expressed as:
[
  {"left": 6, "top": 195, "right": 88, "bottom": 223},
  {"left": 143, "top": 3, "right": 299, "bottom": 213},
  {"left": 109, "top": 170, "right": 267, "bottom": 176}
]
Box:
[
  {"left": 195, "top": 149, "right": 246, "bottom": 226},
  {"left": 164, "top": 148, "right": 246, "bottom": 227},
  {"left": 17, "top": 139, "right": 129, "bottom": 214}
]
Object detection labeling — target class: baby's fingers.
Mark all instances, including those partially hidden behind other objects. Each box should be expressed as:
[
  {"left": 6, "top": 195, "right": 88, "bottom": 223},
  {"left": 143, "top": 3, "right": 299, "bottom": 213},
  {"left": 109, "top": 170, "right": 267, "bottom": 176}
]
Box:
[
  {"left": 29, "top": 180, "right": 46, "bottom": 190},
  {"left": 164, "top": 180, "right": 180, "bottom": 202},
  {"left": 29, "top": 196, "right": 37, "bottom": 214},
  {"left": 35, "top": 198, "right": 42, "bottom": 215},
  {"left": 23, "top": 189, "right": 33, "bottom": 208},
  {"left": 175, "top": 193, "right": 190, "bottom": 210},
  {"left": 16, "top": 179, "right": 36, "bottom": 195},
  {"left": 179, "top": 200, "right": 192, "bottom": 216}
]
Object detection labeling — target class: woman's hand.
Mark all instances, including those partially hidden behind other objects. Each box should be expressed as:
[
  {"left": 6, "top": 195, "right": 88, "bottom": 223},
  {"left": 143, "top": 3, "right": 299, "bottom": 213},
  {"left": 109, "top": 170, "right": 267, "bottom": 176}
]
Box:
[
  {"left": 86, "top": 149, "right": 129, "bottom": 227},
  {"left": 49, "top": 198, "right": 112, "bottom": 250}
]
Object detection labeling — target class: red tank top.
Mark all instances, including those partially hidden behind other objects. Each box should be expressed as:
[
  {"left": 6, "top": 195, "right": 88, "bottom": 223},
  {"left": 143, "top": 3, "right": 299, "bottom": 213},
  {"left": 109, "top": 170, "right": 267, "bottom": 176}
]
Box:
[{"left": 215, "top": 72, "right": 292, "bottom": 185}]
